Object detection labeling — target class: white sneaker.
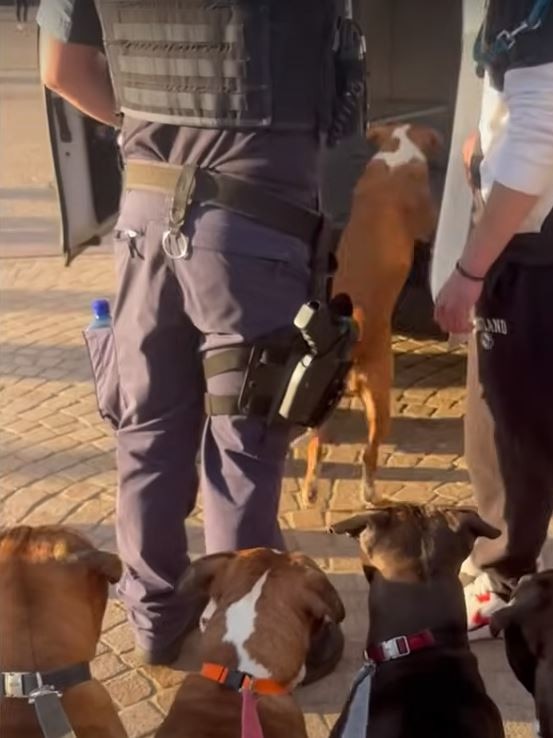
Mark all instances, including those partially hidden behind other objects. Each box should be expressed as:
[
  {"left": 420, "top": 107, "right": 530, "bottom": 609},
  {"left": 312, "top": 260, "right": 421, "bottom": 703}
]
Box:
[
  {"left": 464, "top": 573, "right": 507, "bottom": 641},
  {"left": 535, "top": 719, "right": 542, "bottom": 737},
  {"left": 17, "top": 23, "right": 23, "bottom": 30}
]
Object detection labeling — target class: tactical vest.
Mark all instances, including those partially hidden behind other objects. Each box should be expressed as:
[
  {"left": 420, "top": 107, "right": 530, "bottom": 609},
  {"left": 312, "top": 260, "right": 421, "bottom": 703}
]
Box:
[
  {"left": 94, "top": 0, "right": 337, "bottom": 132},
  {"left": 481, "top": 0, "right": 553, "bottom": 89}
]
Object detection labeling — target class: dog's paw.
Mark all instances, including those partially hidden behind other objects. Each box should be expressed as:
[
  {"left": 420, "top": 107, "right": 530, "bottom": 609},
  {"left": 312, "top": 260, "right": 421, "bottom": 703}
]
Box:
[
  {"left": 301, "top": 483, "right": 319, "bottom": 509},
  {"left": 360, "top": 469, "right": 377, "bottom": 507}
]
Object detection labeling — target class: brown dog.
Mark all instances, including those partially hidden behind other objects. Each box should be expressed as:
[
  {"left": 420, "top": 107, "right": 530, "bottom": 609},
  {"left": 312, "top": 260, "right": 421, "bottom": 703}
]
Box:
[
  {"left": 491, "top": 571, "right": 553, "bottom": 738},
  {"left": 155, "top": 548, "right": 345, "bottom": 738},
  {"left": 329, "top": 504, "right": 504, "bottom": 738},
  {"left": 0, "top": 525, "right": 126, "bottom": 738},
  {"left": 301, "top": 123, "right": 442, "bottom": 508}
]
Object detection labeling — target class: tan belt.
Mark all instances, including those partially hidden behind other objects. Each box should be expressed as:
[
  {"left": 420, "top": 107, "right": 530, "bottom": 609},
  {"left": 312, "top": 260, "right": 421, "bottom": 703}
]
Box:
[{"left": 125, "top": 160, "right": 322, "bottom": 247}]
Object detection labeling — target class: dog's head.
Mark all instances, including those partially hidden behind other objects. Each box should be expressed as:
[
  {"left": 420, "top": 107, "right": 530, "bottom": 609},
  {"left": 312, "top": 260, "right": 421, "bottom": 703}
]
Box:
[
  {"left": 179, "top": 548, "right": 344, "bottom": 686},
  {"left": 330, "top": 504, "right": 500, "bottom": 583},
  {"left": 366, "top": 123, "right": 444, "bottom": 164},
  {"left": 0, "top": 526, "right": 122, "bottom": 663},
  {"left": 365, "top": 123, "right": 442, "bottom": 241}
]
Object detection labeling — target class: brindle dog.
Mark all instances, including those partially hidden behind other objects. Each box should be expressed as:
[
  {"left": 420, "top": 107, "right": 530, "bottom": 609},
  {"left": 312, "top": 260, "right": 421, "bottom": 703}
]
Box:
[{"left": 329, "top": 504, "right": 505, "bottom": 738}]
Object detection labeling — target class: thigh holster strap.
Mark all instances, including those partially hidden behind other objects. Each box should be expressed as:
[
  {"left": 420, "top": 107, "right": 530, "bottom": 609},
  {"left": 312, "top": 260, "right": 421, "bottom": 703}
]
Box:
[{"left": 203, "top": 346, "right": 251, "bottom": 417}]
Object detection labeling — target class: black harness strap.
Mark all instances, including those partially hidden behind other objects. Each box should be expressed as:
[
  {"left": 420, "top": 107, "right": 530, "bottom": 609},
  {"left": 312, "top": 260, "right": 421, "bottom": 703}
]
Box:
[
  {"left": 0, "top": 662, "right": 91, "bottom": 738},
  {"left": 34, "top": 692, "right": 77, "bottom": 738},
  {"left": 0, "top": 662, "right": 91, "bottom": 698}
]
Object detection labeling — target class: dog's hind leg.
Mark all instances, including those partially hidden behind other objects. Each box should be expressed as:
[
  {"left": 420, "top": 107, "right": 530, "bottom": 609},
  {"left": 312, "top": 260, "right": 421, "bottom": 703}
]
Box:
[
  {"left": 357, "top": 351, "right": 393, "bottom": 507},
  {"left": 300, "top": 429, "right": 326, "bottom": 508}
]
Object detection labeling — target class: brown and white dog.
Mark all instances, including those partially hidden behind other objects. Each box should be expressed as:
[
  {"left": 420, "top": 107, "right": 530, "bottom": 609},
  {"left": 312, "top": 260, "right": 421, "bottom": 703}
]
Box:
[
  {"left": 155, "top": 548, "right": 345, "bottom": 738},
  {"left": 329, "top": 504, "right": 504, "bottom": 738},
  {"left": 0, "top": 525, "right": 126, "bottom": 738},
  {"left": 491, "top": 571, "right": 553, "bottom": 738},
  {"left": 301, "top": 123, "right": 442, "bottom": 508}
]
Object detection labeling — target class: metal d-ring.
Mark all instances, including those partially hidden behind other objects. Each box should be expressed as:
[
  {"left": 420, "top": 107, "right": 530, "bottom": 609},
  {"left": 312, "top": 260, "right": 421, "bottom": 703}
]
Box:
[{"left": 162, "top": 229, "right": 191, "bottom": 260}]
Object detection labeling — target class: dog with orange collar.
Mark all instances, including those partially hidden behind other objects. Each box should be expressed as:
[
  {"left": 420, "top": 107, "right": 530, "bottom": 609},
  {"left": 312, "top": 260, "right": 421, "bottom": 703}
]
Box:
[
  {"left": 154, "top": 548, "right": 345, "bottom": 738},
  {"left": 329, "top": 504, "right": 505, "bottom": 738}
]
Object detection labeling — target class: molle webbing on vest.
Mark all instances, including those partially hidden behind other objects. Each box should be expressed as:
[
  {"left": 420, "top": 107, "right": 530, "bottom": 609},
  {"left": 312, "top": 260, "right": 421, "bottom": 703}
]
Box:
[{"left": 95, "top": 0, "right": 336, "bottom": 131}]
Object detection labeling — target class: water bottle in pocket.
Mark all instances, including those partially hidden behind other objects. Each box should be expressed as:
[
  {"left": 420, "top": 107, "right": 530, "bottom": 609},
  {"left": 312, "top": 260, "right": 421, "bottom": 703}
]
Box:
[{"left": 84, "top": 299, "right": 122, "bottom": 430}]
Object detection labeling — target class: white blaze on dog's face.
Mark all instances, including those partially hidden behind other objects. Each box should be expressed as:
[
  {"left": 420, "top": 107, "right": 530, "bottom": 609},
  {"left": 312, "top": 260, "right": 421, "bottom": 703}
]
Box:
[
  {"left": 180, "top": 549, "right": 345, "bottom": 687},
  {"left": 370, "top": 124, "right": 427, "bottom": 169},
  {"left": 367, "top": 123, "right": 443, "bottom": 168},
  {"left": 364, "top": 123, "right": 442, "bottom": 241}
]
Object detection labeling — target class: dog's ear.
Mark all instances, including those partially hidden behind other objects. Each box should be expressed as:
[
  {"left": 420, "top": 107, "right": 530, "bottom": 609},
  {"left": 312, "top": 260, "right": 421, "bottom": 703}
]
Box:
[
  {"left": 178, "top": 552, "right": 236, "bottom": 599},
  {"left": 290, "top": 553, "right": 345, "bottom": 624},
  {"left": 415, "top": 127, "right": 444, "bottom": 162},
  {"left": 301, "top": 566, "right": 346, "bottom": 625},
  {"left": 447, "top": 509, "right": 501, "bottom": 547},
  {"left": 71, "top": 549, "right": 123, "bottom": 584},
  {"left": 328, "top": 514, "right": 371, "bottom": 538},
  {"left": 329, "top": 510, "right": 392, "bottom": 539},
  {"left": 366, "top": 123, "right": 396, "bottom": 148}
]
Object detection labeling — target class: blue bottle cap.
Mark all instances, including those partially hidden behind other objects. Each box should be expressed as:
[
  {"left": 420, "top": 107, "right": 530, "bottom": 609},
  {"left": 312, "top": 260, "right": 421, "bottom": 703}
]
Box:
[{"left": 92, "top": 298, "right": 111, "bottom": 319}]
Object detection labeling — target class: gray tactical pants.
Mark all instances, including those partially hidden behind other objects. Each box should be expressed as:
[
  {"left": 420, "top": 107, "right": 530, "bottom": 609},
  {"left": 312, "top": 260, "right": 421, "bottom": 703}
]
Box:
[{"left": 89, "top": 189, "right": 310, "bottom": 651}]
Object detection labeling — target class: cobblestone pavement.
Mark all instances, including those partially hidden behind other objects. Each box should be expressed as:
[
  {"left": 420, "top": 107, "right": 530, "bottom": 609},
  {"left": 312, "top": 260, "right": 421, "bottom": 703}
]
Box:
[{"left": 0, "top": 9, "right": 548, "bottom": 738}]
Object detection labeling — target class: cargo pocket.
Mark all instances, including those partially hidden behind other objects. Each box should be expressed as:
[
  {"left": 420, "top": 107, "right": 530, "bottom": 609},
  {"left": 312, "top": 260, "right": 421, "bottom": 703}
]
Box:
[{"left": 84, "top": 326, "right": 122, "bottom": 430}]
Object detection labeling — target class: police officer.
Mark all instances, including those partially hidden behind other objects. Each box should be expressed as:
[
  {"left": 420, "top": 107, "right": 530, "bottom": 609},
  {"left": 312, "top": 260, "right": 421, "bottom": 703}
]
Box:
[
  {"left": 38, "top": 0, "right": 365, "bottom": 679},
  {"left": 435, "top": 0, "right": 553, "bottom": 639}
]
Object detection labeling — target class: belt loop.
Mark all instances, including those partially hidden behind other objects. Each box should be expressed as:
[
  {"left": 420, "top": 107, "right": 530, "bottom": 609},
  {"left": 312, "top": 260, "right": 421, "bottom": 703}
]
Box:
[{"left": 162, "top": 164, "right": 197, "bottom": 260}]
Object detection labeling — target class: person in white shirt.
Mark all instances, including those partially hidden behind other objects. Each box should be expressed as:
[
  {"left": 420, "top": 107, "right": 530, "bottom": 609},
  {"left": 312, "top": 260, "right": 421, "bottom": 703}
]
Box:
[{"left": 435, "top": 0, "right": 553, "bottom": 640}]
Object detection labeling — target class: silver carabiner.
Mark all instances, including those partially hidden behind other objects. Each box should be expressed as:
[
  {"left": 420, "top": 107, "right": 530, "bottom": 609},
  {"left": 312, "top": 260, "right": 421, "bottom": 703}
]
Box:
[{"left": 162, "top": 229, "right": 191, "bottom": 260}]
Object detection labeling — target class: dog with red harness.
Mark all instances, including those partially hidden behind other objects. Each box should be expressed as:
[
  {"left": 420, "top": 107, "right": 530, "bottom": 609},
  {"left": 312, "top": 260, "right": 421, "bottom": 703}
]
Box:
[{"left": 155, "top": 548, "right": 345, "bottom": 738}]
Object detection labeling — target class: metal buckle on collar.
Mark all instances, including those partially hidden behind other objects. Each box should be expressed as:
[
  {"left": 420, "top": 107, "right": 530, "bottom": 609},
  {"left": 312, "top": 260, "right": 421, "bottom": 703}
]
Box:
[
  {"left": 221, "top": 669, "right": 252, "bottom": 692},
  {"left": 381, "top": 635, "right": 411, "bottom": 660},
  {"left": 4, "top": 672, "right": 28, "bottom": 699},
  {"left": 29, "top": 685, "right": 62, "bottom": 704}
]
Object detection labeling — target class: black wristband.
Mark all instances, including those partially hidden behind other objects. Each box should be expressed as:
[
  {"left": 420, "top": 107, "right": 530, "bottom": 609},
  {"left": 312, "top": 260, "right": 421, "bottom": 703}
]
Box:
[{"left": 455, "top": 260, "right": 485, "bottom": 282}]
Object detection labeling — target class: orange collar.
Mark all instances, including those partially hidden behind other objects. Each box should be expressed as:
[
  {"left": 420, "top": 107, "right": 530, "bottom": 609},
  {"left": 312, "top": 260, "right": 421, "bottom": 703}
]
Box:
[{"left": 201, "top": 662, "right": 289, "bottom": 696}]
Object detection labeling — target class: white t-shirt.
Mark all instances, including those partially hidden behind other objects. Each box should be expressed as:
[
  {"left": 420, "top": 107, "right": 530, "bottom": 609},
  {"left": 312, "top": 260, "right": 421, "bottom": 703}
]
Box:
[{"left": 479, "top": 62, "right": 553, "bottom": 233}]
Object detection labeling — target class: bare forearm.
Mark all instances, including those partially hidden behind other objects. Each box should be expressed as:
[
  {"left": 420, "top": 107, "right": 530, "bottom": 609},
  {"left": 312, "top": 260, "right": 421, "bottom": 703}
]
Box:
[
  {"left": 460, "top": 183, "right": 538, "bottom": 277},
  {"left": 41, "top": 36, "right": 118, "bottom": 127}
]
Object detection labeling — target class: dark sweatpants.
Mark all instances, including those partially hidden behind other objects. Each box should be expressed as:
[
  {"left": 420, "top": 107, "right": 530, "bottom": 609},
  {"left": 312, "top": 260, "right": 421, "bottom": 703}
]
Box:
[
  {"left": 465, "top": 257, "right": 553, "bottom": 596},
  {"left": 87, "top": 190, "right": 310, "bottom": 651}
]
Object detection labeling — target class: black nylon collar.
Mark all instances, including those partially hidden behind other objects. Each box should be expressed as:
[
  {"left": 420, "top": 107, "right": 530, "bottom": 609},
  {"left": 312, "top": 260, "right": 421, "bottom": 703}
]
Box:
[{"left": 0, "top": 662, "right": 91, "bottom": 699}]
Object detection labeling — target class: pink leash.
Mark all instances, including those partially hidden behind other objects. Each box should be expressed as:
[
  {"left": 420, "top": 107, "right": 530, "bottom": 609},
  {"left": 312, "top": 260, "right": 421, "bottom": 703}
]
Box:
[{"left": 241, "top": 689, "right": 265, "bottom": 738}]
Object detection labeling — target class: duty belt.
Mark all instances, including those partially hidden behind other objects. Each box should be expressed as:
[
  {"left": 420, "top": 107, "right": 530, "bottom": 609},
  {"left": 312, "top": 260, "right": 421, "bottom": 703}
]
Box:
[
  {"left": 125, "top": 160, "right": 323, "bottom": 252},
  {"left": 0, "top": 662, "right": 91, "bottom": 738}
]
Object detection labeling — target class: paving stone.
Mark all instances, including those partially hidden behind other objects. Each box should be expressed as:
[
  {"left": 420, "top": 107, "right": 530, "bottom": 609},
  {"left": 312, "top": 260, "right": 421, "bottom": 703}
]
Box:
[
  {"left": 119, "top": 701, "right": 163, "bottom": 738},
  {"left": 102, "top": 623, "right": 136, "bottom": 655},
  {"left": 286, "top": 509, "right": 326, "bottom": 530},
  {"left": 329, "top": 480, "right": 364, "bottom": 510},
  {"left": 62, "top": 481, "right": 104, "bottom": 503},
  {"left": 91, "top": 651, "right": 128, "bottom": 682},
  {"left": 108, "top": 671, "right": 154, "bottom": 708}
]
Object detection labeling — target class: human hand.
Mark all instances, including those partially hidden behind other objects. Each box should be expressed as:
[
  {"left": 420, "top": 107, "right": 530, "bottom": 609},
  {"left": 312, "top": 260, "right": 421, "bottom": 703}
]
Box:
[
  {"left": 434, "top": 267, "right": 483, "bottom": 334},
  {"left": 462, "top": 131, "right": 480, "bottom": 185}
]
